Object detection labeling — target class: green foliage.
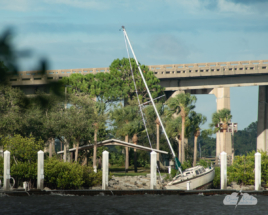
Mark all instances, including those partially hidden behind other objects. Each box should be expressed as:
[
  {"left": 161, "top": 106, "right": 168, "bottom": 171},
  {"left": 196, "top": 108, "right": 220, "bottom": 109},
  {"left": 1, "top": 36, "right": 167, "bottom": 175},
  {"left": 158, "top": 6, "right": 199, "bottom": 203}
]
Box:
[
  {"left": 234, "top": 121, "right": 257, "bottom": 155},
  {"left": 197, "top": 159, "right": 209, "bottom": 168},
  {"left": 82, "top": 165, "right": 103, "bottom": 187},
  {"left": 110, "top": 151, "right": 125, "bottom": 167},
  {"left": 109, "top": 58, "right": 165, "bottom": 102},
  {"left": 110, "top": 98, "right": 143, "bottom": 138},
  {"left": 0, "top": 156, "right": 3, "bottom": 176},
  {"left": 44, "top": 158, "right": 103, "bottom": 189},
  {"left": 1, "top": 134, "right": 44, "bottom": 163},
  {"left": 181, "top": 160, "right": 192, "bottom": 171},
  {"left": 210, "top": 108, "right": 232, "bottom": 133},
  {"left": 167, "top": 93, "right": 196, "bottom": 117},
  {"left": 212, "top": 167, "right": 220, "bottom": 188},
  {"left": 171, "top": 168, "right": 178, "bottom": 178},
  {"left": 11, "top": 162, "right": 37, "bottom": 186}
]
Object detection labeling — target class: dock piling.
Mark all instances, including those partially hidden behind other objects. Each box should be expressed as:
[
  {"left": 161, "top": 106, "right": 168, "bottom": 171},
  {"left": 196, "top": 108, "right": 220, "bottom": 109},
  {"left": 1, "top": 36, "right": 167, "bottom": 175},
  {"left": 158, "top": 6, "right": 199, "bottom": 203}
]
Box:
[
  {"left": 3, "top": 150, "right": 10, "bottom": 191},
  {"left": 150, "top": 151, "right": 157, "bottom": 189},
  {"left": 102, "top": 150, "right": 109, "bottom": 190},
  {"left": 37, "top": 150, "right": 44, "bottom": 190},
  {"left": 220, "top": 151, "right": 227, "bottom": 190},
  {"left": 255, "top": 152, "right": 261, "bottom": 191}
]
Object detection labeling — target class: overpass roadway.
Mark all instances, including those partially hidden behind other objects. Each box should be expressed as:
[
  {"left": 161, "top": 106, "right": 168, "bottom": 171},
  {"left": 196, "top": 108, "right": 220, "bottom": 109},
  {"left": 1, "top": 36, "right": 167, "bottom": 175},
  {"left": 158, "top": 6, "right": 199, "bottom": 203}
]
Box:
[{"left": 9, "top": 59, "right": 268, "bottom": 92}]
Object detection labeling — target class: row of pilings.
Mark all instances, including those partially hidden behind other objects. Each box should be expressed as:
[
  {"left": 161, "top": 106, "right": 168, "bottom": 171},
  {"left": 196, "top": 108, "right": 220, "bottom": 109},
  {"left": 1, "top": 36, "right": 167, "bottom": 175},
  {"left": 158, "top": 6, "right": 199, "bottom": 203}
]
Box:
[
  {"left": 1, "top": 150, "right": 158, "bottom": 191},
  {"left": 220, "top": 151, "right": 261, "bottom": 190}
]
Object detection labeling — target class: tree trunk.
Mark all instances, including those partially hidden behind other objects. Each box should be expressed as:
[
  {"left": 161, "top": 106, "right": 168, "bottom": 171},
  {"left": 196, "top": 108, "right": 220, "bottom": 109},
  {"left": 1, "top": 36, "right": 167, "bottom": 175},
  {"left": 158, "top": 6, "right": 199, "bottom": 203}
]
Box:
[
  {"left": 222, "top": 123, "right": 228, "bottom": 152},
  {"left": 49, "top": 138, "right": 52, "bottom": 158},
  {"left": 64, "top": 138, "right": 70, "bottom": 162},
  {"left": 223, "top": 130, "right": 226, "bottom": 152},
  {"left": 193, "top": 130, "right": 200, "bottom": 167},
  {"left": 93, "top": 128, "right": 97, "bottom": 172},
  {"left": 125, "top": 135, "right": 129, "bottom": 173},
  {"left": 181, "top": 117, "right": 185, "bottom": 163},
  {"left": 75, "top": 141, "right": 79, "bottom": 162},
  {"left": 132, "top": 134, "right": 138, "bottom": 173},
  {"left": 193, "top": 136, "right": 198, "bottom": 166}
]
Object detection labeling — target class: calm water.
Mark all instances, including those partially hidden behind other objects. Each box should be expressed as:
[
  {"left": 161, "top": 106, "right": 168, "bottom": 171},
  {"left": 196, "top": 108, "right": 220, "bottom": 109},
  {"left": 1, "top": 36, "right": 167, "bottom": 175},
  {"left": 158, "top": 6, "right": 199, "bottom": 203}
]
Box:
[{"left": 0, "top": 194, "right": 266, "bottom": 214}]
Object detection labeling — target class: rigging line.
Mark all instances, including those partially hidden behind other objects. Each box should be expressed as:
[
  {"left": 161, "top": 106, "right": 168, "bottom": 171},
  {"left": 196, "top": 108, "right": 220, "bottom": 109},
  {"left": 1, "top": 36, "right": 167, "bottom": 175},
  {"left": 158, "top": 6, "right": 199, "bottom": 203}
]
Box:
[
  {"left": 138, "top": 95, "right": 165, "bottom": 107},
  {"left": 123, "top": 34, "right": 163, "bottom": 182}
]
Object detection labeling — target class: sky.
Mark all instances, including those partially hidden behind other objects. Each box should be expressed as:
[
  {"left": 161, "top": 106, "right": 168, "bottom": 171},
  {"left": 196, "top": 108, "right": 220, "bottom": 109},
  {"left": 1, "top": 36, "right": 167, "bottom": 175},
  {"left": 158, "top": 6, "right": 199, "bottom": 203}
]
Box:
[{"left": 0, "top": 0, "right": 267, "bottom": 130}]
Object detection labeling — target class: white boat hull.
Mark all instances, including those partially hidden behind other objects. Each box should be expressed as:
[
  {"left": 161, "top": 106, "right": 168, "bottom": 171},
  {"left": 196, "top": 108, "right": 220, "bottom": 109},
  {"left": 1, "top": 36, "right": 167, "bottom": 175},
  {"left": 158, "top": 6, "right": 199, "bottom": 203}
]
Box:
[{"left": 165, "top": 168, "right": 215, "bottom": 190}]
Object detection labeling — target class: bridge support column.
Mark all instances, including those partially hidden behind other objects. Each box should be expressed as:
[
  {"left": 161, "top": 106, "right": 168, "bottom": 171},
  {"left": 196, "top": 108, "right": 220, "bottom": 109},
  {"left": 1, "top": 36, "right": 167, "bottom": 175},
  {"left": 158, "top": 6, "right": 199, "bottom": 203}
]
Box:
[
  {"left": 213, "top": 88, "right": 232, "bottom": 158},
  {"left": 257, "top": 86, "right": 268, "bottom": 151}
]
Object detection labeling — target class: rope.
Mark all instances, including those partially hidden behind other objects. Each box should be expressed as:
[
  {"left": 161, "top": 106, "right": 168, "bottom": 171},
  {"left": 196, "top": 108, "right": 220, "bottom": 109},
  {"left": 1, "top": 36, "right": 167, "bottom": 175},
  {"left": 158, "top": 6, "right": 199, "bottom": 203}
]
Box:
[{"left": 123, "top": 34, "right": 163, "bottom": 183}]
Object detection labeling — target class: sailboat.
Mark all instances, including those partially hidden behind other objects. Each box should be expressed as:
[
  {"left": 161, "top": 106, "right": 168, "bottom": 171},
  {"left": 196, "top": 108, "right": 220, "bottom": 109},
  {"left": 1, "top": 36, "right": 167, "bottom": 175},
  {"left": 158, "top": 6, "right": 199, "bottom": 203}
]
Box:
[{"left": 122, "top": 26, "right": 215, "bottom": 190}]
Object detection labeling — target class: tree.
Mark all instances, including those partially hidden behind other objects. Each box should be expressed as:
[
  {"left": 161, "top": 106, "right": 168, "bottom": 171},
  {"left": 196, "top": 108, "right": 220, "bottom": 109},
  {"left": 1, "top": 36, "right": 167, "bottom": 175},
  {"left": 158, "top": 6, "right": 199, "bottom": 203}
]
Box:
[
  {"left": 109, "top": 58, "right": 165, "bottom": 102},
  {"left": 60, "top": 93, "right": 95, "bottom": 162},
  {"left": 211, "top": 108, "right": 232, "bottom": 153},
  {"left": 188, "top": 111, "right": 207, "bottom": 166},
  {"left": 167, "top": 93, "right": 197, "bottom": 163},
  {"left": 166, "top": 115, "right": 182, "bottom": 162},
  {"left": 110, "top": 98, "right": 144, "bottom": 172},
  {"left": 0, "top": 85, "right": 27, "bottom": 136}
]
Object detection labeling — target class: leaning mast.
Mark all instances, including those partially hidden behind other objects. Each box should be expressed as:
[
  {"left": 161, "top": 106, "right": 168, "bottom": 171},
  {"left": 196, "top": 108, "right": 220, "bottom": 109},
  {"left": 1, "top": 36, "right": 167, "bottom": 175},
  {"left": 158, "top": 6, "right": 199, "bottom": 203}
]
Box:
[{"left": 122, "top": 26, "right": 182, "bottom": 172}]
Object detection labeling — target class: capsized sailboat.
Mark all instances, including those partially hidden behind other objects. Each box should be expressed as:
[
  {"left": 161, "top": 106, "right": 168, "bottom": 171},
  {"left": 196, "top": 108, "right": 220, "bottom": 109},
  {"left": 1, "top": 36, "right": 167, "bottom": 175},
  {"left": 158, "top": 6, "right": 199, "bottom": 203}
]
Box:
[{"left": 122, "top": 26, "right": 214, "bottom": 190}]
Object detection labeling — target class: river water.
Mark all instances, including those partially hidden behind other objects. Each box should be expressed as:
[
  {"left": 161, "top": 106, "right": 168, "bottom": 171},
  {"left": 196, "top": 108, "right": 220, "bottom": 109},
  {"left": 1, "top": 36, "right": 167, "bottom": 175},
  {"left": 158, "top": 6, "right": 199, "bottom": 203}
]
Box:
[{"left": 0, "top": 194, "right": 266, "bottom": 214}]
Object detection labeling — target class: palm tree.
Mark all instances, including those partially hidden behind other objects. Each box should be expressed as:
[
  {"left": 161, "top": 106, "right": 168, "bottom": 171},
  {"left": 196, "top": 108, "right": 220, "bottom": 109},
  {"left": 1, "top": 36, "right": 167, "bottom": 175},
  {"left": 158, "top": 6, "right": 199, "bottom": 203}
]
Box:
[
  {"left": 189, "top": 111, "right": 207, "bottom": 166},
  {"left": 167, "top": 93, "right": 196, "bottom": 163},
  {"left": 210, "top": 108, "right": 232, "bottom": 153},
  {"left": 166, "top": 116, "right": 182, "bottom": 162}
]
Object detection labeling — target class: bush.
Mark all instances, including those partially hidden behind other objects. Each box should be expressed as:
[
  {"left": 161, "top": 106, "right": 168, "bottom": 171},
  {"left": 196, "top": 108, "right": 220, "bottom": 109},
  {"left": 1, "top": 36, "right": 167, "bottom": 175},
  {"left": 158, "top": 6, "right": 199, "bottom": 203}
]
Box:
[
  {"left": 197, "top": 159, "right": 209, "bottom": 168},
  {"left": 45, "top": 158, "right": 103, "bottom": 189},
  {"left": 1, "top": 134, "right": 44, "bottom": 164},
  {"left": 212, "top": 167, "right": 220, "bottom": 188},
  {"left": 11, "top": 161, "right": 37, "bottom": 187},
  {"left": 181, "top": 160, "right": 192, "bottom": 171}
]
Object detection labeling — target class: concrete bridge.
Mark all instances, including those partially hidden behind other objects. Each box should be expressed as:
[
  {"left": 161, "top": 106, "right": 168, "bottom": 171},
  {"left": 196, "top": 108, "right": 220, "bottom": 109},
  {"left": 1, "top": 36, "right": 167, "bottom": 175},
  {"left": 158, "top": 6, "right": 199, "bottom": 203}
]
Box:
[{"left": 9, "top": 59, "right": 268, "bottom": 158}]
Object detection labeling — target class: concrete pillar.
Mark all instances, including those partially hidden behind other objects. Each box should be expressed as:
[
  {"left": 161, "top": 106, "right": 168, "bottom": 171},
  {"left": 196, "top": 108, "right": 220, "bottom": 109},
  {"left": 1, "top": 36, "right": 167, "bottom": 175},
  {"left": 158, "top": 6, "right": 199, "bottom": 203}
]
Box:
[
  {"left": 37, "top": 150, "right": 44, "bottom": 190},
  {"left": 150, "top": 151, "right": 157, "bottom": 189},
  {"left": 3, "top": 150, "right": 10, "bottom": 191},
  {"left": 125, "top": 135, "right": 129, "bottom": 173},
  {"left": 102, "top": 150, "right": 109, "bottom": 190},
  {"left": 213, "top": 88, "right": 232, "bottom": 157},
  {"left": 255, "top": 152, "right": 261, "bottom": 191},
  {"left": 257, "top": 86, "right": 268, "bottom": 151},
  {"left": 220, "top": 151, "right": 227, "bottom": 190}
]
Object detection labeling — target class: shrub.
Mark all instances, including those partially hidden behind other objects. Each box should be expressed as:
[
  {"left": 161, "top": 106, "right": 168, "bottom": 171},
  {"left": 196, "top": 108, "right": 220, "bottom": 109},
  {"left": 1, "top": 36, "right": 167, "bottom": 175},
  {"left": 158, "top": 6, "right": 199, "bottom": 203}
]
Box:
[
  {"left": 11, "top": 161, "right": 37, "bottom": 187},
  {"left": 181, "top": 160, "right": 192, "bottom": 171},
  {"left": 212, "top": 166, "right": 220, "bottom": 188},
  {"left": 197, "top": 159, "right": 210, "bottom": 168},
  {"left": 1, "top": 134, "right": 44, "bottom": 164},
  {"left": 44, "top": 158, "right": 103, "bottom": 189}
]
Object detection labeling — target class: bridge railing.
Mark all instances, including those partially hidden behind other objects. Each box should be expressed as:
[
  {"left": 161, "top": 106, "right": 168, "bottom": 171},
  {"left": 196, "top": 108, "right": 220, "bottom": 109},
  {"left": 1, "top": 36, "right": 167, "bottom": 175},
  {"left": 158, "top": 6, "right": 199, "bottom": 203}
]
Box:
[{"left": 8, "top": 59, "right": 268, "bottom": 85}]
